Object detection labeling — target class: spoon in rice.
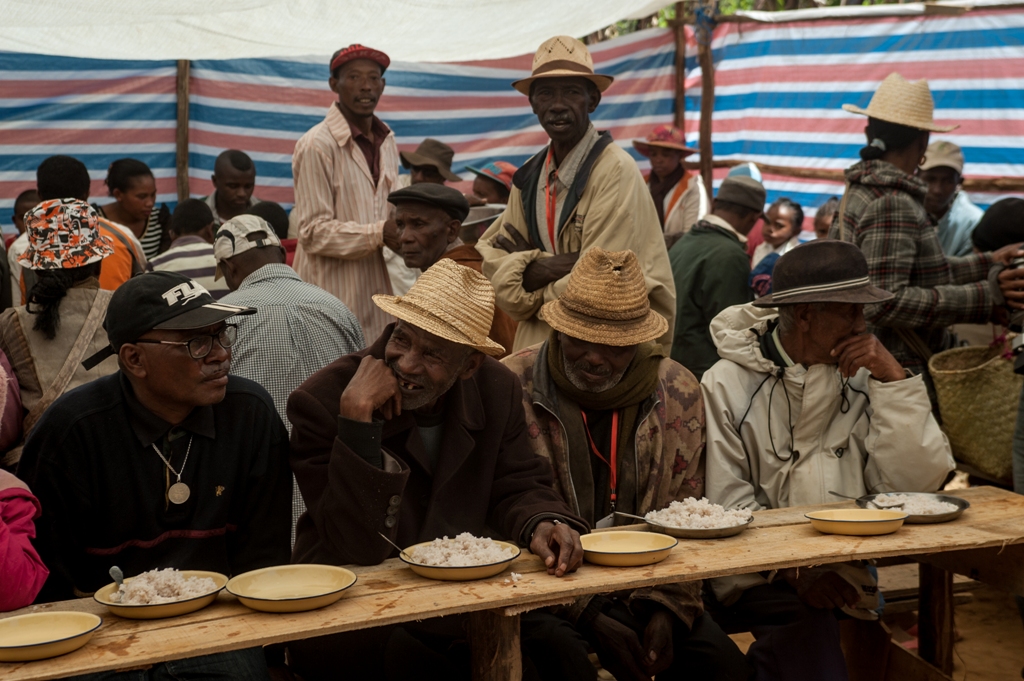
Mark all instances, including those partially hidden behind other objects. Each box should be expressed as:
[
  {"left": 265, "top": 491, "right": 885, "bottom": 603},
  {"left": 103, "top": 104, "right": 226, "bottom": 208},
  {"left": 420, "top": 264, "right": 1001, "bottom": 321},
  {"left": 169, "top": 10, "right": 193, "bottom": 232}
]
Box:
[
  {"left": 827, "top": 490, "right": 904, "bottom": 509},
  {"left": 109, "top": 566, "right": 125, "bottom": 603},
  {"left": 378, "top": 532, "right": 415, "bottom": 561},
  {"left": 613, "top": 511, "right": 652, "bottom": 524}
]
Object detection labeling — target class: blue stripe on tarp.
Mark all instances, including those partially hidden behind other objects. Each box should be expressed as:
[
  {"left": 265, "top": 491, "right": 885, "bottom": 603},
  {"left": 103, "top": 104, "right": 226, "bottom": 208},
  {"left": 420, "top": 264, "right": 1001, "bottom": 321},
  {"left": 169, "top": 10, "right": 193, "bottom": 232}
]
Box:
[
  {"left": 0, "top": 51, "right": 173, "bottom": 72},
  {"left": 0, "top": 102, "right": 176, "bottom": 122},
  {"left": 684, "top": 88, "right": 1024, "bottom": 112}
]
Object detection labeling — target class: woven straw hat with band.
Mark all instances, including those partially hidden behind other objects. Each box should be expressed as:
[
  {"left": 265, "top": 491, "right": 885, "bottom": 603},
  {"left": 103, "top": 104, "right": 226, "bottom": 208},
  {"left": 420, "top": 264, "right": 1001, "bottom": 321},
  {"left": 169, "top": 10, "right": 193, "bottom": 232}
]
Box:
[
  {"left": 512, "top": 36, "right": 614, "bottom": 96},
  {"left": 541, "top": 248, "right": 667, "bottom": 348},
  {"left": 373, "top": 258, "right": 505, "bottom": 357},
  {"left": 841, "top": 72, "right": 958, "bottom": 133}
]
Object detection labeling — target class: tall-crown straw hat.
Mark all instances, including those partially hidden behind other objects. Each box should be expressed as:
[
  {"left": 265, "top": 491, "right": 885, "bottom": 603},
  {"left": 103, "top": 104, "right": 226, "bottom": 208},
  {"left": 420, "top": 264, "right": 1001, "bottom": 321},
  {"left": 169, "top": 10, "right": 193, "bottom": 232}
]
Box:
[
  {"left": 373, "top": 258, "right": 505, "bottom": 356},
  {"left": 512, "top": 36, "right": 614, "bottom": 96},
  {"left": 541, "top": 248, "right": 667, "bottom": 347},
  {"left": 841, "top": 72, "right": 958, "bottom": 133}
]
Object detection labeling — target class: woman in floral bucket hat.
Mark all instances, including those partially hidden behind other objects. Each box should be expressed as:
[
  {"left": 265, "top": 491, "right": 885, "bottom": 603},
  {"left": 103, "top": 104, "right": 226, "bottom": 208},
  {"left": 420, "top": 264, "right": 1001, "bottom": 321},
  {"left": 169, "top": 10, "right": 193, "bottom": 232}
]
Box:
[{"left": 0, "top": 199, "right": 120, "bottom": 468}]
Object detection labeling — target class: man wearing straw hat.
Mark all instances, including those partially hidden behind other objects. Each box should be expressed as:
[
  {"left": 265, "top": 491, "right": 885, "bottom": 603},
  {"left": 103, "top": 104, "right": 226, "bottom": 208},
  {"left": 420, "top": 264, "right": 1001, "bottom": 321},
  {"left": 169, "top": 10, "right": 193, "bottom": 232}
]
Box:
[
  {"left": 830, "top": 72, "right": 1024, "bottom": 377},
  {"left": 701, "top": 240, "right": 954, "bottom": 680},
  {"left": 504, "top": 247, "right": 750, "bottom": 681},
  {"left": 633, "top": 124, "right": 708, "bottom": 249},
  {"left": 287, "top": 258, "right": 588, "bottom": 680},
  {"left": 476, "top": 35, "right": 675, "bottom": 354}
]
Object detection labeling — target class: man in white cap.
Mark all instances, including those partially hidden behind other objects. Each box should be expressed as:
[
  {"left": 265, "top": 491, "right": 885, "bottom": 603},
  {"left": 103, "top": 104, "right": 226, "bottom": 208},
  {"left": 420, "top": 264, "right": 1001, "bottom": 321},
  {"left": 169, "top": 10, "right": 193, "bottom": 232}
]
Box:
[
  {"left": 213, "top": 214, "right": 365, "bottom": 538},
  {"left": 917, "top": 140, "right": 984, "bottom": 257},
  {"left": 476, "top": 35, "right": 675, "bottom": 353},
  {"left": 287, "top": 258, "right": 587, "bottom": 681}
]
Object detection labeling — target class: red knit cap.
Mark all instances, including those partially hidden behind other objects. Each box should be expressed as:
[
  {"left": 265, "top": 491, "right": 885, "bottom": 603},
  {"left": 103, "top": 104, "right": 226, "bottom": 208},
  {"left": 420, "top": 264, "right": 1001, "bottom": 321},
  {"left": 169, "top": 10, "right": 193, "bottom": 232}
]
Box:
[{"left": 330, "top": 44, "right": 390, "bottom": 75}]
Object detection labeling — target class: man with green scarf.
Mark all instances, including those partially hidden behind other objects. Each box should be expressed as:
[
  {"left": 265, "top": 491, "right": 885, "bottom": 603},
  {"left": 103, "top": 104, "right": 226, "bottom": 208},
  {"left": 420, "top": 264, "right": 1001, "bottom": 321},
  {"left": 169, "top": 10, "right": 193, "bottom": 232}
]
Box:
[{"left": 503, "top": 248, "right": 749, "bottom": 681}]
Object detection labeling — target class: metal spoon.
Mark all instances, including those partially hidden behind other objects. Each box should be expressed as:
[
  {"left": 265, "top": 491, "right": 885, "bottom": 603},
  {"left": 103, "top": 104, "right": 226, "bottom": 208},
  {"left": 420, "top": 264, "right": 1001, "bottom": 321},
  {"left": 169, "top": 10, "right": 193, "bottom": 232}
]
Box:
[
  {"left": 109, "top": 566, "right": 125, "bottom": 603},
  {"left": 378, "top": 532, "right": 414, "bottom": 561},
  {"left": 827, "top": 490, "right": 903, "bottom": 509},
  {"left": 613, "top": 511, "right": 651, "bottom": 523}
]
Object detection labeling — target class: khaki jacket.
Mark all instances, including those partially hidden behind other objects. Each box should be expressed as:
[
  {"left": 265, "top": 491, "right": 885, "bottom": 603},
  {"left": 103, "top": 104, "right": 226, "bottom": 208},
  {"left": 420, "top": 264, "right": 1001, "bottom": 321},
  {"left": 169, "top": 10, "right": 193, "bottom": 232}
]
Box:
[
  {"left": 477, "top": 140, "right": 675, "bottom": 352},
  {"left": 503, "top": 342, "right": 705, "bottom": 627}
]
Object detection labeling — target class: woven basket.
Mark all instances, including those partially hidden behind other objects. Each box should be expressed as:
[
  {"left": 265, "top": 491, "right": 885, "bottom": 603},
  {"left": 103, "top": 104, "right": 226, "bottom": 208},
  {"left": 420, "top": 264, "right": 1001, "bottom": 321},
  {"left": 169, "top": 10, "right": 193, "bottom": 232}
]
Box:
[{"left": 928, "top": 345, "right": 1022, "bottom": 481}]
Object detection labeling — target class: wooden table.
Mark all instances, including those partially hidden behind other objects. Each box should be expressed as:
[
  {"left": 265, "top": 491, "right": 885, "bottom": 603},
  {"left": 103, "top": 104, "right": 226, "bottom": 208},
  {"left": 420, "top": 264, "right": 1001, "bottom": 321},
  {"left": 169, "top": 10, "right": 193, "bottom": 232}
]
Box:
[{"left": 4, "top": 486, "right": 1022, "bottom": 681}]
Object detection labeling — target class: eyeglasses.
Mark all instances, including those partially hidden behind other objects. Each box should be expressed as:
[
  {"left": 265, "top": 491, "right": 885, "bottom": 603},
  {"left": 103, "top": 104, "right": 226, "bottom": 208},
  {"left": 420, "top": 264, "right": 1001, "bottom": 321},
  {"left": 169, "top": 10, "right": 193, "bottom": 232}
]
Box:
[{"left": 135, "top": 325, "right": 238, "bottom": 360}]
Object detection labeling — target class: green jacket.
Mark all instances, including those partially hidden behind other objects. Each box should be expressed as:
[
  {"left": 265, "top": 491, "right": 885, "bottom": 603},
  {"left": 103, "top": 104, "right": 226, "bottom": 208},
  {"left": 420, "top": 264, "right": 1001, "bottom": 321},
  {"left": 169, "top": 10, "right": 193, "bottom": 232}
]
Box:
[{"left": 668, "top": 218, "right": 753, "bottom": 379}]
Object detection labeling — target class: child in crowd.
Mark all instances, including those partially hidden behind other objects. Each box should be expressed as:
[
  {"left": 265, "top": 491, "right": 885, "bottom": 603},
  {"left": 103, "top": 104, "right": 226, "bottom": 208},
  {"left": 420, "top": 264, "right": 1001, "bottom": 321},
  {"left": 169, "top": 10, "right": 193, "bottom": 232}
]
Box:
[
  {"left": 750, "top": 197, "right": 804, "bottom": 296},
  {"left": 814, "top": 196, "right": 840, "bottom": 240}
]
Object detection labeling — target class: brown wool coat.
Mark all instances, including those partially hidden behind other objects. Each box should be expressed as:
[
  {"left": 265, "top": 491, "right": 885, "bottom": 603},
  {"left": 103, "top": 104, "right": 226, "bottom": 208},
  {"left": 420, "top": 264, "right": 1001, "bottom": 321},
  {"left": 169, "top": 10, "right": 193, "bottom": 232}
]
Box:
[
  {"left": 288, "top": 324, "right": 587, "bottom": 566},
  {"left": 502, "top": 342, "right": 707, "bottom": 627}
]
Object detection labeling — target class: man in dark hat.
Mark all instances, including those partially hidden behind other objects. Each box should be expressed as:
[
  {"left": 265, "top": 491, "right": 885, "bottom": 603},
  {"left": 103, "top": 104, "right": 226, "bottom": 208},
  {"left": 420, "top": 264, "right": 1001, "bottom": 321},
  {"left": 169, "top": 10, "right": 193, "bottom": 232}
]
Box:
[
  {"left": 668, "top": 175, "right": 766, "bottom": 380},
  {"left": 18, "top": 271, "right": 291, "bottom": 679},
  {"left": 400, "top": 139, "right": 461, "bottom": 186},
  {"left": 700, "top": 240, "right": 954, "bottom": 680},
  {"left": 388, "top": 183, "right": 517, "bottom": 356}
]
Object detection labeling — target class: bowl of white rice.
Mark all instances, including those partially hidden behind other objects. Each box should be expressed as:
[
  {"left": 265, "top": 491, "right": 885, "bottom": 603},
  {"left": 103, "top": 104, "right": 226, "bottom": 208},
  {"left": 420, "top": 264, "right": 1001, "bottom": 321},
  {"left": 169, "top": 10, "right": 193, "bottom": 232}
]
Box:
[
  {"left": 856, "top": 492, "right": 969, "bottom": 524},
  {"left": 643, "top": 498, "right": 754, "bottom": 539},
  {"left": 93, "top": 568, "right": 228, "bottom": 619},
  {"left": 400, "top": 533, "right": 521, "bottom": 581}
]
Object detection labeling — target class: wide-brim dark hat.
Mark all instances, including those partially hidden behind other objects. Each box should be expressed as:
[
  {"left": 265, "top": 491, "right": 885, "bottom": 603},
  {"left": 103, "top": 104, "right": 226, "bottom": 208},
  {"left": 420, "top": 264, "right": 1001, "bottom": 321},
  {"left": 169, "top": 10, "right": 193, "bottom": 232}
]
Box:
[
  {"left": 753, "top": 240, "right": 894, "bottom": 307},
  {"left": 399, "top": 138, "right": 460, "bottom": 182}
]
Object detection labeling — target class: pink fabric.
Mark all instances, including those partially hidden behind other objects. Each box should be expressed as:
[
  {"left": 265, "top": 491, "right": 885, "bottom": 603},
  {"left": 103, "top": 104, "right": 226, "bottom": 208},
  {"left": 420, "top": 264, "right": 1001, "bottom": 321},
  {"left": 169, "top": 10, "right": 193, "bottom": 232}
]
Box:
[
  {"left": 0, "top": 483, "right": 48, "bottom": 611},
  {"left": 0, "top": 351, "right": 22, "bottom": 452}
]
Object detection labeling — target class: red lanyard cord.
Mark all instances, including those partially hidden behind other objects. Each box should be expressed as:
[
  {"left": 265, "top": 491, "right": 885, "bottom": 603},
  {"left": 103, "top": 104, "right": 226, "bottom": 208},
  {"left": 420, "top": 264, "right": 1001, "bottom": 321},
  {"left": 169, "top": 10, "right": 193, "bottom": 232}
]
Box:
[
  {"left": 545, "top": 148, "right": 558, "bottom": 252},
  {"left": 581, "top": 410, "right": 620, "bottom": 508}
]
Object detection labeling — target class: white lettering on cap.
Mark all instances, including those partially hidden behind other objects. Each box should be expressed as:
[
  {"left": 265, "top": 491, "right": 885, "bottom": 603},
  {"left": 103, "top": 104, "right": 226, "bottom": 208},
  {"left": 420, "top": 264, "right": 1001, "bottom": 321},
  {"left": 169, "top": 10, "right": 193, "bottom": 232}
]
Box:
[{"left": 161, "top": 281, "right": 210, "bottom": 306}]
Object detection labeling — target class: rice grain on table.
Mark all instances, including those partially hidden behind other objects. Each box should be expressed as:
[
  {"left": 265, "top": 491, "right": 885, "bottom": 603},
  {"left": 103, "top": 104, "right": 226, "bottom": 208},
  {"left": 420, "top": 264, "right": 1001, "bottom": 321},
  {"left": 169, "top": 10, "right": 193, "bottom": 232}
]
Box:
[
  {"left": 409, "top": 533, "right": 514, "bottom": 567},
  {"left": 871, "top": 493, "right": 958, "bottom": 515},
  {"left": 645, "top": 498, "right": 752, "bottom": 529},
  {"left": 117, "top": 568, "right": 217, "bottom": 605}
]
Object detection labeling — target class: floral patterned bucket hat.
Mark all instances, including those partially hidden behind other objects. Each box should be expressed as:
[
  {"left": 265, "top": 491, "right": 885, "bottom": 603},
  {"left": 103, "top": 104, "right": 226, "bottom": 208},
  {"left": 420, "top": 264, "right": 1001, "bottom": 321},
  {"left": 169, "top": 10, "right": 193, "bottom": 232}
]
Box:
[{"left": 19, "top": 199, "right": 115, "bottom": 271}]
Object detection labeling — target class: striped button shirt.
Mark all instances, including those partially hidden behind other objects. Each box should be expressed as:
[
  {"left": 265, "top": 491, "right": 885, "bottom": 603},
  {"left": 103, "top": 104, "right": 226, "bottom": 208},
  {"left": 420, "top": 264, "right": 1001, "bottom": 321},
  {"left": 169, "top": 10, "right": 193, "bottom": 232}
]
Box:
[
  {"left": 290, "top": 104, "right": 399, "bottom": 343},
  {"left": 150, "top": 235, "right": 230, "bottom": 300}
]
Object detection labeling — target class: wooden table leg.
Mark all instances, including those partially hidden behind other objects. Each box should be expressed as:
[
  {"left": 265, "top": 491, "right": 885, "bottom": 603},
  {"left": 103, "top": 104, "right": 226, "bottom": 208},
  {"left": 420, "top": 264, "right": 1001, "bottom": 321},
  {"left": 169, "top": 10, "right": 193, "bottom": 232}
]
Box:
[
  {"left": 918, "top": 563, "right": 954, "bottom": 675},
  {"left": 469, "top": 609, "right": 522, "bottom": 681}
]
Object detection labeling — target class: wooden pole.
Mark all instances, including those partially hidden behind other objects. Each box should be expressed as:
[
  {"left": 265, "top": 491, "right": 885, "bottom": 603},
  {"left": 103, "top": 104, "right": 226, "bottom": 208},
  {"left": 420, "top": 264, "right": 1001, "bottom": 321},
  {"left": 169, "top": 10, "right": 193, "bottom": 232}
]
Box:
[
  {"left": 918, "top": 564, "right": 955, "bottom": 676},
  {"left": 469, "top": 610, "right": 522, "bottom": 681},
  {"left": 175, "top": 59, "right": 191, "bottom": 203},
  {"left": 696, "top": 7, "right": 716, "bottom": 202},
  {"left": 673, "top": 2, "right": 686, "bottom": 130}
]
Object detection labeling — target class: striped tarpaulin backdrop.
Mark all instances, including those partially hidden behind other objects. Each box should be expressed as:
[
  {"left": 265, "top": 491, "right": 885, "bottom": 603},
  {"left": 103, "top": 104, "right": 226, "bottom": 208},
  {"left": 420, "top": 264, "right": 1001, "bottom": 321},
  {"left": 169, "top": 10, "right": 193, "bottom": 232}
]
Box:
[
  {"left": 684, "top": 7, "right": 1024, "bottom": 218},
  {"left": 0, "top": 53, "right": 178, "bottom": 230}
]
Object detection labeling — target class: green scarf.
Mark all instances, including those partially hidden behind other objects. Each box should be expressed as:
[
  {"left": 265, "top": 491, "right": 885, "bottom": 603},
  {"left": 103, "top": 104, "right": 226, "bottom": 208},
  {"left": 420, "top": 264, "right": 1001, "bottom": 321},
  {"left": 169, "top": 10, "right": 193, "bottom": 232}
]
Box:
[{"left": 546, "top": 332, "right": 663, "bottom": 522}]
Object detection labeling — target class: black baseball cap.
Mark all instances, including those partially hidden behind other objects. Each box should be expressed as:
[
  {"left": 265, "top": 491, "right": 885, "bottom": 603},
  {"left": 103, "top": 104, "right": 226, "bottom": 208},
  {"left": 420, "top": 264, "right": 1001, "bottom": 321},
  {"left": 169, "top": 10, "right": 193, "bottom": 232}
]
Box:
[{"left": 82, "top": 271, "right": 255, "bottom": 370}]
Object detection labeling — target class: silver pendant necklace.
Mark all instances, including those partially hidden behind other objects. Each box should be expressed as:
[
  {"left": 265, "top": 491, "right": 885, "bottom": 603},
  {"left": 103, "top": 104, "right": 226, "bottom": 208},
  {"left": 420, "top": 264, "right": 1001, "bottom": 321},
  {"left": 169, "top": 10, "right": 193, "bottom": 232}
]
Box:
[{"left": 151, "top": 436, "right": 193, "bottom": 505}]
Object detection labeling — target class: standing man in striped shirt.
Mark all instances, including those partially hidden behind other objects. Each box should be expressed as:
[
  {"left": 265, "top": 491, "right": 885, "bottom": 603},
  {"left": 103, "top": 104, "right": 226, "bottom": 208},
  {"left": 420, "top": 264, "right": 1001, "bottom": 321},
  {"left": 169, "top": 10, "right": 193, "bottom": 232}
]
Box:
[{"left": 290, "top": 44, "right": 402, "bottom": 342}]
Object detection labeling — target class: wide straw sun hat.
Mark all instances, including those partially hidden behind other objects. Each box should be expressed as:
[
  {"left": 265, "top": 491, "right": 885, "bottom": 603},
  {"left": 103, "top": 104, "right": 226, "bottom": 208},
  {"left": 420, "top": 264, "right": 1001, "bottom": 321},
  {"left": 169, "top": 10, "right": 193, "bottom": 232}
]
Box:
[
  {"left": 541, "top": 248, "right": 667, "bottom": 347},
  {"left": 512, "top": 36, "right": 613, "bottom": 96},
  {"left": 842, "top": 72, "right": 957, "bottom": 133},
  {"left": 373, "top": 258, "right": 505, "bottom": 356}
]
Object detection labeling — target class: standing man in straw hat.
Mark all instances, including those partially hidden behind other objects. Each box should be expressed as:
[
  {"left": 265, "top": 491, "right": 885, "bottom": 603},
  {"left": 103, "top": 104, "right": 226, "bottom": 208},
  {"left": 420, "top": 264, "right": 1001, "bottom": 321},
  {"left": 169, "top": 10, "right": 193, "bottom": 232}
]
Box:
[
  {"left": 287, "top": 258, "right": 587, "bottom": 680},
  {"left": 504, "top": 248, "right": 750, "bottom": 681},
  {"left": 830, "top": 72, "right": 1024, "bottom": 377},
  {"left": 701, "top": 240, "right": 954, "bottom": 680},
  {"left": 290, "top": 44, "right": 407, "bottom": 341},
  {"left": 476, "top": 36, "right": 675, "bottom": 353},
  {"left": 633, "top": 124, "right": 708, "bottom": 250},
  {"left": 917, "top": 140, "right": 984, "bottom": 257}
]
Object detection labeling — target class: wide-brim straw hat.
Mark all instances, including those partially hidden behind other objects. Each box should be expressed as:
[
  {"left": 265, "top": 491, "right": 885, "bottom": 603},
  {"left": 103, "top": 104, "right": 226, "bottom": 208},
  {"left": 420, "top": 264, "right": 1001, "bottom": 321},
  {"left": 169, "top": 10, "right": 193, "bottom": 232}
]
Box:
[
  {"left": 541, "top": 248, "right": 667, "bottom": 347},
  {"left": 753, "top": 240, "right": 893, "bottom": 307},
  {"left": 633, "top": 124, "right": 699, "bottom": 157},
  {"left": 841, "top": 72, "right": 958, "bottom": 133},
  {"left": 512, "top": 35, "right": 614, "bottom": 96},
  {"left": 373, "top": 258, "right": 505, "bottom": 356}
]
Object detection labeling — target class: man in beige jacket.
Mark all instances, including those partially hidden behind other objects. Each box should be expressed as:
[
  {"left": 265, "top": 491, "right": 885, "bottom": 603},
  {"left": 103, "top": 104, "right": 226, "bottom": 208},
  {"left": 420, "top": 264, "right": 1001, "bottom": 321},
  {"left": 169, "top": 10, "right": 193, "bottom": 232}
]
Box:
[{"left": 476, "top": 36, "right": 675, "bottom": 353}]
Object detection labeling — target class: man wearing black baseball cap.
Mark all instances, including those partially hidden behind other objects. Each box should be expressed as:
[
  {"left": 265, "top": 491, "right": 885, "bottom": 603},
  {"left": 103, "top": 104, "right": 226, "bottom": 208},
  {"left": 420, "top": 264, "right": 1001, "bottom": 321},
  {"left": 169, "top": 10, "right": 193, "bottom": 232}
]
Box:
[
  {"left": 19, "top": 271, "right": 291, "bottom": 680},
  {"left": 699, "top": 240, "right": 953, "bottom": 680}
]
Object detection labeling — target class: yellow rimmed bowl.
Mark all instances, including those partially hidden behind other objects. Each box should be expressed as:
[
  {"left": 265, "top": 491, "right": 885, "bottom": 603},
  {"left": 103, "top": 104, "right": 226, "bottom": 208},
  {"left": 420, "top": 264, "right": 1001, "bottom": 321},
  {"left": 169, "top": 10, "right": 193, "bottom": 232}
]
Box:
[
  {"left": 93, "top": 570, "right": 228, "bottom": 619},
  {"left": 227, "top": 564, "right": 357, "bottom": 613},
  {"left": 400, "top": 541, "right": 521, "bottom": 581},
  {"left": 0, "top": 611, "right": 102, "bottom": 662},
  {"left": 580, "top": 530, "right": 678, "bottom": 567},
  {"left": 805, "top": 509, "right": 909, "bottom": 536}
]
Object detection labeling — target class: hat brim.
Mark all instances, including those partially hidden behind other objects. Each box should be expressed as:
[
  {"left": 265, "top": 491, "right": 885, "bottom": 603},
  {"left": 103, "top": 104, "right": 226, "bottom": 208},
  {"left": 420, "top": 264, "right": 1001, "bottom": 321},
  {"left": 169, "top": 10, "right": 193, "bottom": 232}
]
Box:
[
  {"left": 540, "top": 300, "right": 668, "bottom": 347},
  {"left": 153, "top": 302, "right": 256, "bottom": 330},
  {"left": 512, "top": 71, "right": 614, "bottom": 96},
  {"left": 753, "top": 284, "right": 894, "bottom": 308},
  {"left": 399, "top": 151, "right": 461, "bottom": 182},
  {"left": 633, "top": 140, "right": 700, "bottom": 158},
  {"left": 373, "top": 295, "right": 505, "bottom": 357},
  {"left": 465, "top": 166, "right": 512, "bottom": 191},
  {"left": 840, "top": 104, "right": 959, "bottom": 133}
]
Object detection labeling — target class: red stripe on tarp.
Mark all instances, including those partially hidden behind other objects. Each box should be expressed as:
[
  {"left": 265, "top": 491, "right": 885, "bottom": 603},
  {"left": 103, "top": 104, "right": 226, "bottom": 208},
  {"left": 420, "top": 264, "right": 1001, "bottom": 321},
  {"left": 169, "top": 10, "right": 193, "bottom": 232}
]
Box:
[
  {"left": 713, "top": 59, "right": 1024, "bottom": 86},
  {"left": 0, "top": 76, "right": 175, "bottom": 99},
  {"left": 1, "top": 128, "right": 175, "bottom": 145}
]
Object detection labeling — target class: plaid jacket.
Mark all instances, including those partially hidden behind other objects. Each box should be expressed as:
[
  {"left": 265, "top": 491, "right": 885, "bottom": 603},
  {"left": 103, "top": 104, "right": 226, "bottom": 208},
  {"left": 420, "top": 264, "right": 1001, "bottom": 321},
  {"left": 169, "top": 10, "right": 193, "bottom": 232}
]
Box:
[{"left": 829, "top": 160, "right": 992, "bottom": 374}]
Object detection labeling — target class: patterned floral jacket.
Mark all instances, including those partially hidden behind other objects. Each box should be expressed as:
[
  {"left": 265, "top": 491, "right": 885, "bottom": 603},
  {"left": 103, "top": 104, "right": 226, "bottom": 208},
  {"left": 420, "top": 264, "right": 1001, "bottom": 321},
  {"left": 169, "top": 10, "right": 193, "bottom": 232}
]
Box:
[{"left": 502, "top": 341, "right": 706, "bottom": 627}]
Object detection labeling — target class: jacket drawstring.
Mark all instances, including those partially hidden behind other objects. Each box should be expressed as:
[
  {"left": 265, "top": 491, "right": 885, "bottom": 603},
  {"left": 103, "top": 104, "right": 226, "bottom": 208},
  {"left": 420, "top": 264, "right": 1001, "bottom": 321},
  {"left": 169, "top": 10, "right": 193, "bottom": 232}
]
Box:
[
  {"left": 839, "top": 377, "right": 871, "bottom": 414},
  {"left": 738, "top": 367, "right": 796, "bottom": 463}
]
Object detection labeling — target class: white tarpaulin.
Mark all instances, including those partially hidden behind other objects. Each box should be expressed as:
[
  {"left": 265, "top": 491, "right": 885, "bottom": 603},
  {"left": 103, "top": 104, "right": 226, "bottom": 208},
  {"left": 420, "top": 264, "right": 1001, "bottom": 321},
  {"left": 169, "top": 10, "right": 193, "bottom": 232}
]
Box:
[{"left": 4, "top": 0, "right": 670, "bottom": 62}]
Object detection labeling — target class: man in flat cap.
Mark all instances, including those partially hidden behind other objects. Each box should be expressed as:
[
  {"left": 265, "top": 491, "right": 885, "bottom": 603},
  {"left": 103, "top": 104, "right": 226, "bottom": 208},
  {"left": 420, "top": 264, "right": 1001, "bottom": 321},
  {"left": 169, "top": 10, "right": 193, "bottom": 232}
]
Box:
[
  {"left": 290, "top": 44, "right": 405, "bottom": 342},
  {"left": 700, "top": 240, "right": 954, "bottom": 680},
  {"left": 503, "top": 247, "right": 750, "bottom": 681},
  {"left": 389, "top": 183, "right": 517, "bottom": 356},
  {"left": 287, "top": 258, "right": 587, "bottom": 680},
  {"left": 20, "top": 271, "right": 291, "bottom": 679},
  {"left": 669, "top": 175, "right": 765, "bottom": 381},
  {"left": 476, "top": 35, "right": 675, "bottom": 353}
]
